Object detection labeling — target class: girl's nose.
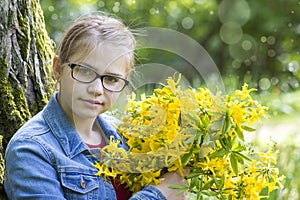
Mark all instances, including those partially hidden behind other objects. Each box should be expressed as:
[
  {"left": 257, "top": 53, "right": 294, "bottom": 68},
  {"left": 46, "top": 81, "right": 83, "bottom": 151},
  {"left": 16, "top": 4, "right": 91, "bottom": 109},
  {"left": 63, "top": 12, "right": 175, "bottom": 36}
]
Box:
[{"left": 87, "top": 78, "right": 104, "bottom": 95}]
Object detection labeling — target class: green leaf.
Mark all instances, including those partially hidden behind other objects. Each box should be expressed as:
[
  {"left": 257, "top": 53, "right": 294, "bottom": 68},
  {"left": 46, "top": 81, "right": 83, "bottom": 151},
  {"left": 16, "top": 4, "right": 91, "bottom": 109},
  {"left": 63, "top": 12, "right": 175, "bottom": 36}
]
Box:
[
  {"left": 202, "top": 180, "right": 214, "bottom": 190},
  {"left": 177, "top": 188, "right": 189, "bottom": 195},
  {"left": 234, "top": 153, "right": 244, "bottom": 164},
  {"left": 232, "top": 142, "right": 246, "bottom": 152},
  {"left": 197, "top": 132, "right": 203, "bottom": 144},
  {"left": 235, "top": 125, "right": 245, "bottom": 141},
  {"left": 193, "top": 146, "right": 201, "bottom": 153},
  {"left": 181, "top": 148, "right": 193, "bottom": 166},
  {"left": 201, "top": 190, "right": 218, "bottom": 196},
  {"left": 169, "top": 184, "right": 189, "bottom": 195},
  {"left": 202, "top": 114, "right": 210, "bottom": 127},
  {"left": 219, "top": 138, "right": 228, "bottom": 150},
  {"left": 212, "top": 174, "right": 219, "bottom": 189},
  {"left": 203, "top": 132, "right": 210, "bottom": 145},
  {"left": 222, "top": 113, "right": 232, "bottom": 135},
  {"left": 184, "top": 127, "right": 199, "bottom": 134},
  {"left": 199, "top": 175, "right": 204, "bottom": 190},
  {"left": 222, "top": 136, "right": 232, "bottom": 150},
  {"left": 219, "top": 174, "right": 225, "bottom": 189},
  {"left": 184, "top": 133, "right": 197, "bottom": 144},
  {"left": 168, "top": 184, "right": 188, "bottom": 190},
  {"left": 234, "top": 151, "right": 252, "bottom": 162},
  {"left": 186, "top": 170, "right": 203, "bottom": 179},
  {"left": 185, "top": 112, "right": 200, "bottom": 127},
  {"left": 209, "top": 148, "right": 227, "bottom": 158},
  {"left": 230, "top": 154, "right": 238, "bottom": 175},
  {"left": 190, "top": 176, "right": 199, "bottom": 189},
  {"left": 196, "top": 193, "right": 203, "bottom": 200},
  {"left": 241, "top": 125, "right": 256, "bottom": 132}
]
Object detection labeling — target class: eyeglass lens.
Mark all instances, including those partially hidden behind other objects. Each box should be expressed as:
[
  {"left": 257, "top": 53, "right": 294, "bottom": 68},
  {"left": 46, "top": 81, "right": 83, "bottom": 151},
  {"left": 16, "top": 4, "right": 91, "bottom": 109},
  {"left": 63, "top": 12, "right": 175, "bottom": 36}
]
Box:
[{"left": 71, "top": 64, "right": 127, "bottom": 92}]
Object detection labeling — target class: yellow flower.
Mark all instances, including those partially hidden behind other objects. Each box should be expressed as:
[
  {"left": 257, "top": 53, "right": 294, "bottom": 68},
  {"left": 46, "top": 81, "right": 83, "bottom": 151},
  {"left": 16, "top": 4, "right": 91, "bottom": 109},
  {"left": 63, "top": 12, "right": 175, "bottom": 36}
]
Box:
[
  {"left": 229, "top": 101, "right": 247, "bottom": 125},
  {"left": 93, "top": 162, "right": 117, "bottom": 178},
  {"left": 93, "top": 75, "right": 283, "bottom": 197},
  {"left": 235, "top": 83, "right": 257, "bottom": 100},
  {"left": 259, "top": 149, "right": 279, "bottom": 164}
]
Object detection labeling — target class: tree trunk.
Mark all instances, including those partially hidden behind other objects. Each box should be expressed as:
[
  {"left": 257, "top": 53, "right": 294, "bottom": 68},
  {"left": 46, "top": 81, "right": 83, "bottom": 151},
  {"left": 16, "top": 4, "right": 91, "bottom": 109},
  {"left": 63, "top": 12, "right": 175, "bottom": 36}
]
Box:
[{"left": 0, "top": 0, "right": 55, "bottom": 195}]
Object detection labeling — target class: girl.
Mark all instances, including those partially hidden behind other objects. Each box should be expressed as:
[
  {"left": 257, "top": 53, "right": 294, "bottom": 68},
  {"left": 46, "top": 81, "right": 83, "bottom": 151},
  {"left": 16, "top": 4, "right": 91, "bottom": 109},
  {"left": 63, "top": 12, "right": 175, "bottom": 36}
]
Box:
[{"left": 4, "top": 13, "right": 186, "bottom": 199}]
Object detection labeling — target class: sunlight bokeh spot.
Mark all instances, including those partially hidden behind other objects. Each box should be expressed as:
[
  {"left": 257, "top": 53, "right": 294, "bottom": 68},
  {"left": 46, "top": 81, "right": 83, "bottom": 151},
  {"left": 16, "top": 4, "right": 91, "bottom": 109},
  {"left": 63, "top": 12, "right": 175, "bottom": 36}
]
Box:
[
  {"left": 125, "top": 0, "right": 136, "bottom": 5},
  {"left": 267, "top": 49, "right": 276, "bottom": 57},
  {"left": 218, "top": 0, "right": 250, "bottom": 25},
  {"left": 48, "top": 6, "right": 54, "bottom": 12},
  {"left": 51, "top": 13, "right": 58, "bottom": 20},
  {"left": 288, "top": 61, "right": 299, "bottom": 73},
  {"left": 182, "top": 17, "right": 194, "bottom": 29},
  {"left": 167, "top": 1, "right": 181, "bottom": 18},
  {"left": 229, "top": 35, "right": 257, "bottom": 61},
  {"left": 241, "top": 40, "right": 252, "bottom": 51},
  {"left": 259, "top": 78, "right": 271, "bottom": 90},
  {"left": 260, "top": 36, "right": 267, "bottom": 43},
  {"left": 267, "top": 36, "right": 276, "bottom": 45},
  {"left": 149, "top": 8, "right": 159, "bottom": 15},
  {"left": 220, "top": 22, "right": 243, "bottom": 44},
  {"left": 98, "top": 1, "right": 105, "bottom": 7},
  {"left": 232, "top": 60, "right": 242, "bottom": 69}
]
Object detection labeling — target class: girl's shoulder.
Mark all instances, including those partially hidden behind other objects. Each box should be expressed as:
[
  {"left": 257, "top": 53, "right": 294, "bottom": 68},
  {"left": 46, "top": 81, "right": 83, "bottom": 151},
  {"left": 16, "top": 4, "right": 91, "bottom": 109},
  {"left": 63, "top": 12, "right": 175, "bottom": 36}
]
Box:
[{"left": 10, "top": 111, "right": 50, "bottom": 141}]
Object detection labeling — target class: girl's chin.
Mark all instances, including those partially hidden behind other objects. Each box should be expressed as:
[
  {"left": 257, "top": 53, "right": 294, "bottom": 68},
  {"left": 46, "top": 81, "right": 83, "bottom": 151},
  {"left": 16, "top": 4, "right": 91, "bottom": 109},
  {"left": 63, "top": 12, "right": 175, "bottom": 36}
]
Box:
[
  {"left": 73, "top": 111, "right": 101, "bottom": 120},
  {"left": 73, "top": 106, "right": 104, "bottom": 118}
]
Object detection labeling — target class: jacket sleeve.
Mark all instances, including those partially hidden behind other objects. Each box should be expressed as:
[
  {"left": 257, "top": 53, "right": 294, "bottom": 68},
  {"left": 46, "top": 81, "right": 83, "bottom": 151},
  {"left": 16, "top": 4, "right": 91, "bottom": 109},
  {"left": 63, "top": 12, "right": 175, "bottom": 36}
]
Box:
[
  {"left": 130, "top": 185, "right": 167, "bottom": 200},
  {"left": 4, "top": 138, "right": 66, "bottom": 200}
]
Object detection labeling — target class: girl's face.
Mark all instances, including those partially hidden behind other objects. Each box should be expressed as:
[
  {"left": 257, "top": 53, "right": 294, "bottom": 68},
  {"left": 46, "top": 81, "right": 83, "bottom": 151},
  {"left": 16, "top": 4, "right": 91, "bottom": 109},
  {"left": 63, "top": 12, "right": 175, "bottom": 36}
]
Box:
[{"left": 55, "top": 44, "right": 130, "bottom": 122}]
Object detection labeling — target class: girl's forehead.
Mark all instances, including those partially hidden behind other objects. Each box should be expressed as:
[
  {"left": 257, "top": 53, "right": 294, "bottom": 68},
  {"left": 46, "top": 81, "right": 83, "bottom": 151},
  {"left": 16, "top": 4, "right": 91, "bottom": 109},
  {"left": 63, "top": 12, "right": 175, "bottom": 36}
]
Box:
[{"left": 69, "top": 44, "right": 131, "bottom": 73}]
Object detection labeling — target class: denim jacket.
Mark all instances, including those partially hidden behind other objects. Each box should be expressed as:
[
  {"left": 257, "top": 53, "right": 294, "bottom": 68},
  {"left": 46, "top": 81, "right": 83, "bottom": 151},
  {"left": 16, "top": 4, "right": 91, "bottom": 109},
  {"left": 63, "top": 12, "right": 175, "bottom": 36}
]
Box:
[{"left": 4, "top": 92, "right": 166, "bottom": 200}]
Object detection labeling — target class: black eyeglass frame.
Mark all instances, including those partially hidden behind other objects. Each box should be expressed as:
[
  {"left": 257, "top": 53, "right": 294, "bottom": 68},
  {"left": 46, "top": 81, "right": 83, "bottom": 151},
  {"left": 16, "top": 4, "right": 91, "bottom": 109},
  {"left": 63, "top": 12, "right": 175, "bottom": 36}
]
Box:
[{"left": 67, "top": 63, "right": 129, "bottom": 92}]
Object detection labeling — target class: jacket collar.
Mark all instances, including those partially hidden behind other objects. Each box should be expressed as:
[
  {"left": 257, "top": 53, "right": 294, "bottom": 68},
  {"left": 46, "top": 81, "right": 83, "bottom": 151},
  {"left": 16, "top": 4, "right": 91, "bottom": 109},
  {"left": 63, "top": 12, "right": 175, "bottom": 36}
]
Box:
[
  {"left": 42, "top": 92, "right": 128, "bottom": 158},
  {"left": 43, "top": 92, "right": 87, "bottom": 158}
]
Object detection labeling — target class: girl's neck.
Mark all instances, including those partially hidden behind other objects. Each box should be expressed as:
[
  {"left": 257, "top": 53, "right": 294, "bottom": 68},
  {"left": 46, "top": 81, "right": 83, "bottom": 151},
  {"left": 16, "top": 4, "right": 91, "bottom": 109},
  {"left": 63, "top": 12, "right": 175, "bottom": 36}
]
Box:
[{"left": 73, "top": 117, "right": 103, "bottom": 145}]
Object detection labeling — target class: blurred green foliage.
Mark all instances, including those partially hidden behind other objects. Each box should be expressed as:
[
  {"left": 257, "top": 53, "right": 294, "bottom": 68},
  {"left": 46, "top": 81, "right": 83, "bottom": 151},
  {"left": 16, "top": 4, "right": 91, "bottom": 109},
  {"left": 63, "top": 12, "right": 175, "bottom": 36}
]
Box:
[
  {"left": 40, "top": 0, "right": 300, "bottom": 94},
  {"left": 256, "top": 90, "right": 300, "bottom": 118},
  {"left": 39, "top": 1, "right": 300, "bottom": 199},
  {"left": 252, "top": 115, "right": 300, "bottom": 200},
  {"left": 274, "top": 141, "right": 300, "bottom": 200}
]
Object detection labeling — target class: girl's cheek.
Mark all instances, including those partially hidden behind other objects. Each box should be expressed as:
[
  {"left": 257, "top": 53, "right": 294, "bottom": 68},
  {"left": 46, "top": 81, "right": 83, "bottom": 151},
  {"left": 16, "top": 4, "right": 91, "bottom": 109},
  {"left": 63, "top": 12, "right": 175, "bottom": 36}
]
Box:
[{"left": 110, "top": 93, "right": 121, "bottom": 104}]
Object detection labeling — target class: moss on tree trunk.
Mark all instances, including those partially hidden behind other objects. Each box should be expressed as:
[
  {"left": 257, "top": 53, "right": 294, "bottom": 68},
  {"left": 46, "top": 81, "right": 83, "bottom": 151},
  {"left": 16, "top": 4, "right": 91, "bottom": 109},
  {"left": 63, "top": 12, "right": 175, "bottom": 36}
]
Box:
[{"left": 0, "top": 0, "right": 55, "bottom": 196}]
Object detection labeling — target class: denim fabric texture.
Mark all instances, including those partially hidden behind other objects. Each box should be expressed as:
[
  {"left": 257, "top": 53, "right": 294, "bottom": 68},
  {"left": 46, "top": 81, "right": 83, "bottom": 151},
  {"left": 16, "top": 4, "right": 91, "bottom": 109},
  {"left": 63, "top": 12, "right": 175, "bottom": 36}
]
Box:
[{"left": 4, "top": 92, "right": 166, "bottom": 200}]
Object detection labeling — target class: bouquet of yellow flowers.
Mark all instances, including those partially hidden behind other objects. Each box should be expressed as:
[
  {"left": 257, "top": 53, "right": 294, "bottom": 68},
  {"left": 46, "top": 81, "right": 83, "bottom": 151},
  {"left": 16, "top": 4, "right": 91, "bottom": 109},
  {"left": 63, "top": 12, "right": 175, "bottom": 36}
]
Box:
[{"left": 94, "top": 74, "right": 284, "bottom": 199}]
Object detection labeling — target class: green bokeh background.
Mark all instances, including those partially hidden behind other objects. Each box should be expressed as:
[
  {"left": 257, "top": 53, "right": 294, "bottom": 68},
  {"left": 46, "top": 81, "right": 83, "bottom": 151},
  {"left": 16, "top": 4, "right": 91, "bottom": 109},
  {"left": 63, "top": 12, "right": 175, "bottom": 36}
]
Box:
[{"left": 40, "top": 1, "right": 300, "bottom": 199}]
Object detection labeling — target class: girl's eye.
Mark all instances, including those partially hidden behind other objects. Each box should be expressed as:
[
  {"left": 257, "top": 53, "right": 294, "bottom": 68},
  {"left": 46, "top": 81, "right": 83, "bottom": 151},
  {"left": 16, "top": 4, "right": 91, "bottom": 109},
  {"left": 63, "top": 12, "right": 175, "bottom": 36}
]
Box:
[
  {"left": 105, "top": 76, "right": 120, "bottom": 83},
  {"left": 79, "top": 67, "right": 93, "bottom": 75}
]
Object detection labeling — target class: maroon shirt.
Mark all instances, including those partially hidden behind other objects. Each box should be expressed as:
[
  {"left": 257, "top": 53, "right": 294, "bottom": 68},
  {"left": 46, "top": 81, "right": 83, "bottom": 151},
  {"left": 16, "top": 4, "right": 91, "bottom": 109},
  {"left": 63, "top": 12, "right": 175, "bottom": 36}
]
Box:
[{"left": 86, "top": 142, "right": 132, "bottom": 200}]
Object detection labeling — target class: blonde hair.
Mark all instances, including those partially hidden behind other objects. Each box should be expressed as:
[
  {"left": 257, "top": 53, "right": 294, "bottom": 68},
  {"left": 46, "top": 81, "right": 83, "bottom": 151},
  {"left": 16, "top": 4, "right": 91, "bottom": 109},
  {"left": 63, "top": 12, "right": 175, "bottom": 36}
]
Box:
[{"left": 57, "top": 13, "right": 136, "bottom": 67}]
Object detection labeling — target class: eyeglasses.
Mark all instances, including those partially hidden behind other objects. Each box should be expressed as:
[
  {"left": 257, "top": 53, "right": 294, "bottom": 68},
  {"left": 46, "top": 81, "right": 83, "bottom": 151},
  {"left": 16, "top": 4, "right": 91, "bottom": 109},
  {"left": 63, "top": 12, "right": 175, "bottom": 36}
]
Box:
[{"left": 68, "top": 63, "right": 129, "bottom": 92}]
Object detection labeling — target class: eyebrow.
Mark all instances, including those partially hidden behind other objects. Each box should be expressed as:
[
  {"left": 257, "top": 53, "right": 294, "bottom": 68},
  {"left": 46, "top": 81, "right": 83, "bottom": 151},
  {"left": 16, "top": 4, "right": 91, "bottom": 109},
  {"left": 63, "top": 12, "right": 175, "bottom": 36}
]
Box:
[{"left": 80, "top": 62, "right": 124, "bottom": 77}]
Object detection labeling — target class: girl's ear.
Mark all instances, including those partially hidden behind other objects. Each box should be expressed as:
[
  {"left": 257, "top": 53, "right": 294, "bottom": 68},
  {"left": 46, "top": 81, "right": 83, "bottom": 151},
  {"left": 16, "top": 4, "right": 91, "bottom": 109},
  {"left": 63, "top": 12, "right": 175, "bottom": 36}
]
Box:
[{"left": 53, "top": 56, "right": 62, "bottom": 80}]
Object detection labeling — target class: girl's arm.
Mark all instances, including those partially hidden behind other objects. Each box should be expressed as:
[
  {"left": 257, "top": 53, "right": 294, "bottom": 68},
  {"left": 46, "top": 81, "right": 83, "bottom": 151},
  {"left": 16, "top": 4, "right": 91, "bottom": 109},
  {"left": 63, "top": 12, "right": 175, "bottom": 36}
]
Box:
[{"left": 4, "top": 138, "right": 66, "bottom": 200}]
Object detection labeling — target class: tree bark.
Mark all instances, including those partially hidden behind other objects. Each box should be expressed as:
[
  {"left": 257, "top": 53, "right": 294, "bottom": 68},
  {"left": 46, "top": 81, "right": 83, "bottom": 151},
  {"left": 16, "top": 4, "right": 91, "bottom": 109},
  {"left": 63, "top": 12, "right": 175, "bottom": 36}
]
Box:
[{"left": 0, "top": 0, "right": 55, "bottom": 195}]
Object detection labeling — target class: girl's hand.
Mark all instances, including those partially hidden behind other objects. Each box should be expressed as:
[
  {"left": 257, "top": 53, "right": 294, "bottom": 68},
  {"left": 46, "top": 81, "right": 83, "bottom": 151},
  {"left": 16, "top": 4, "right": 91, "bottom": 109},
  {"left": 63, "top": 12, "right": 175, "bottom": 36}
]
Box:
[{"left": 153, "top": 169, "right": 189, "bottom": 200}]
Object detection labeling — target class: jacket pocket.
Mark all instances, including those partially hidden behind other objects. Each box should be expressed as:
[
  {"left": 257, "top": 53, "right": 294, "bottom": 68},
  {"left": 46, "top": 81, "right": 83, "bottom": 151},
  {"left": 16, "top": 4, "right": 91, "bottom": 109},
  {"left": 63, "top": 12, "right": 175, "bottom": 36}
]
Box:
[{"left": 58, "top": 167, "right": 100, "bottom": 199}]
